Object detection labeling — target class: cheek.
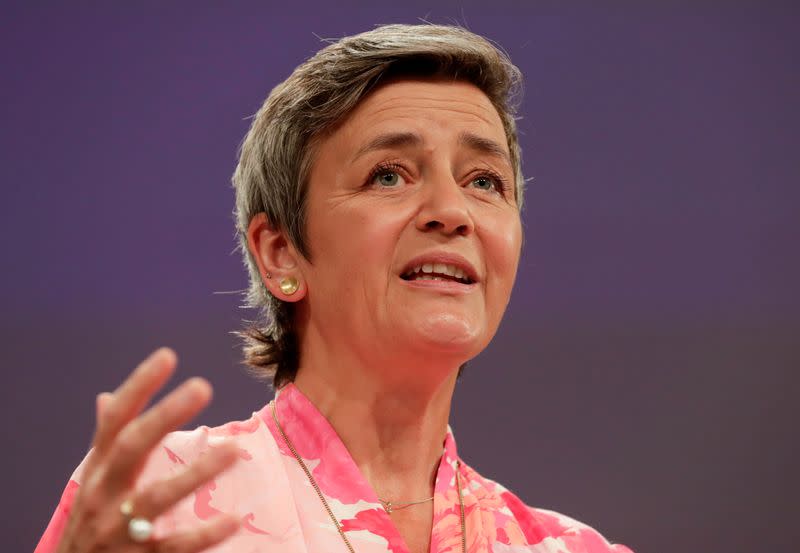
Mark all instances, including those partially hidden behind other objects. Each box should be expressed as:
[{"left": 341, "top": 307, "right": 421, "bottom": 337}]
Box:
[
  {"left": 482, "top": 215, "right": 522, "bottom": 297},
  {"left": 309, "top": 202, "right": 408, "bottom": 289}
]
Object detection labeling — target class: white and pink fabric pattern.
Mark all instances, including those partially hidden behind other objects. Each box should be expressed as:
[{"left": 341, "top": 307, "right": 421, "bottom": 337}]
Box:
[{"left": 36, "top": 383, "right": 633, "bottom": 553}]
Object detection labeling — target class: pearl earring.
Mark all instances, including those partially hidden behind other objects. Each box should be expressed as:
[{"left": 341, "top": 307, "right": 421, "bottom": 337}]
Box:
[{"left": 279, "top": 276, "right": 299, "bottom": 296}]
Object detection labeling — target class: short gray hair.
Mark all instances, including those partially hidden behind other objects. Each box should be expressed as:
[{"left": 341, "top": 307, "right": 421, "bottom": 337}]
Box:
[{"left": 232, "top": 23, "right": 525, "bottom": 387}]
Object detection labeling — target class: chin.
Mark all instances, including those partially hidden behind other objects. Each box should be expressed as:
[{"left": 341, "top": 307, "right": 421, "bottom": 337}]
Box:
[{"left": 410, "top": 313, "right": 486, "bottom": 356}]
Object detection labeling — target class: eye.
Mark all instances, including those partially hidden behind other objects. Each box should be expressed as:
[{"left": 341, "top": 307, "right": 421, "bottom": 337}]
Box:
[
  {"left": 375, "top": 171, "right": 401, "bottom": 187},
  {"left": 367, "top": 162, "right": 406, "bottom": 188},
  {"left": 472, "top": 176, "right": 496, "bottom": 191},
  {"left": 469, "top": 170, "right": 508, "bottom": 194}
]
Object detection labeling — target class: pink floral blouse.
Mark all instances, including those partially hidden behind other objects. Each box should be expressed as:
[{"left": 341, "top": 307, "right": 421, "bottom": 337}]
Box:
[{"left": 36, "top": 383, "right": 633, "bottom": 553}]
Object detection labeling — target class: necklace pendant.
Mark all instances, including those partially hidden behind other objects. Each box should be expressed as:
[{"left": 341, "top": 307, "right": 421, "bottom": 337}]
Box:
[{"left": 383, "top": 501, "right": 393, "bottom": 514}]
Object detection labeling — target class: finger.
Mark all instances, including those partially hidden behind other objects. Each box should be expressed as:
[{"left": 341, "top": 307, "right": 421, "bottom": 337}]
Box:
[
  {"left": 97, "top": 392, "right": 113, "bottom": 421},
  {"left": 92, "top": 348, "right": 177, "bottom": 454},
  {"left": 80, "top": 392, "right": 116, "bottom": 476},
  {"left": 135, "top": 442, "right": 239, "bottom": 519},
  {"left": 154, "top": 514, "right": 240, "bottom": 553},
  {"left": 104, "top": 377, "right": 212, "bottom": 485}
]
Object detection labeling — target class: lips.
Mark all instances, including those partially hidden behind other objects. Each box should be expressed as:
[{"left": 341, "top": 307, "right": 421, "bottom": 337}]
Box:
[
  {"left": 399, "top": 253, "right": 479, "bottom": 285},
  {"left": 402, "top": 263, "right": 473, "bottom": 284}
]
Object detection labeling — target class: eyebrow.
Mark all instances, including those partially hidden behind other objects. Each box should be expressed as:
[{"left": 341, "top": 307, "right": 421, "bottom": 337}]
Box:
[
  {"left": 457, "top": 131, "right": 512, "bottom": 167},
  {"left": 352, "top": 130, "right": 511, "bottom": 167},
  {"left": 352, "top": 131, "right": 422, "bottom": 161}
]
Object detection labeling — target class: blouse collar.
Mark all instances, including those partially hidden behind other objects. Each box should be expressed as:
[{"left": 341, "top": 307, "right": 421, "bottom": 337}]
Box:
[{"left": 261, "top": 382, "right": 465, "bottom": 553}]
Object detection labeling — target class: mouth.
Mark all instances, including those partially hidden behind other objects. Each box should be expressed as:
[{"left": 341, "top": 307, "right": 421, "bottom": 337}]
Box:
[
  {"left": 399, "top": 255, "right": 478, "bottom": 285},
  {"left": 401, "top": 264, "right": 474, "bottom": 284}
]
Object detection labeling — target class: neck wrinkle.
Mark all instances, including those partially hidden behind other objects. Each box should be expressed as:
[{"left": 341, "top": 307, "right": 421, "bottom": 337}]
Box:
[
  {"left": 292, "top": 352, "right": 459, "bottom": 503},
  {"left": 293, "top": 310, "right": 464, "bottom": 501}
]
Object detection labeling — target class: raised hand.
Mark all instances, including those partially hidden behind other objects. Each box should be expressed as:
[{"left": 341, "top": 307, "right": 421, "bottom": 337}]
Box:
[{"left": 54, "top": 348, "right": 241, "bottom": 553}]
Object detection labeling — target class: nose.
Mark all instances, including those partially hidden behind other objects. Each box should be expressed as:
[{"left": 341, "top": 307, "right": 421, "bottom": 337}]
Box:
[{"left": 415, "top": 170, "right": 474, "bottom": 237}]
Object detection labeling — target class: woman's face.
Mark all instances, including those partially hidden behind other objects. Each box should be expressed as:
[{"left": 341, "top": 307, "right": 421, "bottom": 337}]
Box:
[{"left": 297, "top": 79, "right": 522, "bottom": 368}]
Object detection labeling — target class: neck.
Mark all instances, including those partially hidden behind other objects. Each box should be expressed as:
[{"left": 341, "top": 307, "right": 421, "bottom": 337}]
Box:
[{"left": 293, "top": 332, "right": 460, "bottom": 503}]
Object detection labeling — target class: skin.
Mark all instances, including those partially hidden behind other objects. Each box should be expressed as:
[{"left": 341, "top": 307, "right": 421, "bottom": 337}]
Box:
[
  {"left": 56, "top": 78, "right": 522, "bottom": 553},
  {"left": 249, "top": 78, "right": 523, "bottom": 553},
  {"left": 55, "top": 349, "right": 241, "bottom": 553}
]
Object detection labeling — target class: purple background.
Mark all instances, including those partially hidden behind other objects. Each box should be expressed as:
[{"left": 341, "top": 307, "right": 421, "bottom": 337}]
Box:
[{"left": 3, "top": 3, "right": 798, "bottom": 552}]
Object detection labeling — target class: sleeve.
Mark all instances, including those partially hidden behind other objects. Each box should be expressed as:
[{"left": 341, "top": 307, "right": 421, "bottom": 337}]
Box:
[
  {"left": 34, "top": 480, "right": 80, "bottom": 553},
  {"left": 33, "top": 437, "right": 183, "bottom": 553},
  {"left": 529, "top": 506, "right": 635, "bottom": 553},
  {"left": 34, "top": 447, "right": 95, "bottom": 553},
  {"left": 496, "top": 482, "right": 634, "bottom": 552}
]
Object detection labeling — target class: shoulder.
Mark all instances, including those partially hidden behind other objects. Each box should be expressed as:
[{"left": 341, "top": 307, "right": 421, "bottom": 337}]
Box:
[
  {"left": 524, "top": 507, "right": 634, "bottom": 553},
  {"left": 54, "top": 405, "right": 300, "bottom": 544},
  {"left": 158, "top": 407, "right": 272, "bottom": 463},
  {"left": 460, "top": 461, "right": 634, "bottom": 553},
  {"left": 141, "top": 405, "right": 281, "bottom": 490},
  {"left": 39, "top": 407, "right": 281, "bottom": 552},
  {"left": 71, "top": 405, "right": 279, "bottom": 488}
]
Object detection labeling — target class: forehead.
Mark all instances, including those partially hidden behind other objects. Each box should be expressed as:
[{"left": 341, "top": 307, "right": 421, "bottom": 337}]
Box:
[{"left": 328, "top": 78, "right": 508, "bottom": 150}]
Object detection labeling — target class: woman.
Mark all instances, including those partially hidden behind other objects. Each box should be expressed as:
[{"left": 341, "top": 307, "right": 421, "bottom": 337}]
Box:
[{"left": 36, "top": 24, "right": 632, "bottom": 553}]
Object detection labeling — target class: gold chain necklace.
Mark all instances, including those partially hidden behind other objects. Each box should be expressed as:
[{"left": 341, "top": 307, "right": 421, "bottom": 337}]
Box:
[
  {"left": 270, "top": 401, "right": 467, "bottom": 553},
  {"left": 378, "top": 496, "right": 433, "bottom": 514}
]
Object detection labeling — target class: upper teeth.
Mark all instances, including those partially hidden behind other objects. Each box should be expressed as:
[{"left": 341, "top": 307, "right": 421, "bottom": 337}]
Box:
[{"left": 408, "top": 263, "right": 468, "bottom": 280}]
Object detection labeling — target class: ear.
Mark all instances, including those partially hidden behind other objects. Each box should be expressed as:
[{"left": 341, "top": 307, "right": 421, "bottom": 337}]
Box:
[{"left": 246, "top": 213, "right": 307, "bottom": 302}]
